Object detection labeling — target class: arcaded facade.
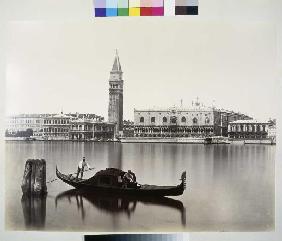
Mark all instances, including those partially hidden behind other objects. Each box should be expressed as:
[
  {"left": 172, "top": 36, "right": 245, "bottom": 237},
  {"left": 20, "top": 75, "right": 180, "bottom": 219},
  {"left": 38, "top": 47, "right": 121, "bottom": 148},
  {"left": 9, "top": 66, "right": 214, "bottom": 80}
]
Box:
[{"left": 134, "top": 103, "right": 222, "bottom": 138}]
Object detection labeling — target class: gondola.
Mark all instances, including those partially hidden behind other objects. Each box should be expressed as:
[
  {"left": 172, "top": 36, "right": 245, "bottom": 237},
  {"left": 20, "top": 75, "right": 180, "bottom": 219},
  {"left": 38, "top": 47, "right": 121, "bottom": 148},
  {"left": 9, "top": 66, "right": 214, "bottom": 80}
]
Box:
[{"left": 56, "top": 167, "right": 186, "bottom": 197}]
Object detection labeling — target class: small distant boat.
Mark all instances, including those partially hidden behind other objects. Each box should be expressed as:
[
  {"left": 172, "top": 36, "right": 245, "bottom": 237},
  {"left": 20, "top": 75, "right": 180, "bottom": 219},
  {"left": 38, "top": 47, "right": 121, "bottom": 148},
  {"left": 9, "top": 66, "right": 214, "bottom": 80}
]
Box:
[
  {"left": 204, "top": 136, "right": 231, "bottom": 145},
  {"left": 24, "top": 137, "right": 36, "bottom": 141},
  {"left": 56, "top": 167, "right": 186, "bottom": 197}
]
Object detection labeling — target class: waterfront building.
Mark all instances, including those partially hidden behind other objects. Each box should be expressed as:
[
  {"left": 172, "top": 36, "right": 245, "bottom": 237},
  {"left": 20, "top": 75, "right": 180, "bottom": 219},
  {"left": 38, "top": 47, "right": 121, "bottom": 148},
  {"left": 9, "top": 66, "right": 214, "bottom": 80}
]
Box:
[
  {"left": 69, "top": 119, "right": 115, "bottom": 141},
  {"left": 228, "top": 119, "right": 269, "bottom": 139},
  {"left": 267, "top": 119, "right": 276, "bottom": 140},
  {"left": 6, "top": 112, "right": 109, "bottom": 140},
  {"left": 219, "top": 110, "right": 252, "bottom": 136},
  {"left": 123, "top": 120, "right": 134, "bottom": 137},
  {"left": 134, "top": 100, "right": 222, "bottom": 138},
  {"left": 108, "top": 50, "right": 124, "bottom": 136},
  {"left": 133, "top": 99, "right": 253, "bottom": 138},
  {"left": 42, "top": 112, "right": 71, "bottom": 140},
  {"left": 5, "top": 114, "right": 47, "bottom": 137}
]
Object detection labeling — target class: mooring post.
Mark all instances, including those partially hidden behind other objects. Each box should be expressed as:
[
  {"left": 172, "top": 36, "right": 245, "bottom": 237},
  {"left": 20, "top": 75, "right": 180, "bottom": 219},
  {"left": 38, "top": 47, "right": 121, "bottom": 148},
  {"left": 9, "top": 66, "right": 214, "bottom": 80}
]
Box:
[{"left": 21, "top": 159, "right": 47, "bottom": 196}]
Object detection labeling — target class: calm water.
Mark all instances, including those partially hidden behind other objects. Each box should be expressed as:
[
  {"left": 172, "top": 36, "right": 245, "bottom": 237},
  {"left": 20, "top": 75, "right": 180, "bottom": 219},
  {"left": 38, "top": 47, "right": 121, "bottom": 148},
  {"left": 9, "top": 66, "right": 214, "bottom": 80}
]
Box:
[{"left": 5, "top": 141, "right": 275, "bottom": 231}]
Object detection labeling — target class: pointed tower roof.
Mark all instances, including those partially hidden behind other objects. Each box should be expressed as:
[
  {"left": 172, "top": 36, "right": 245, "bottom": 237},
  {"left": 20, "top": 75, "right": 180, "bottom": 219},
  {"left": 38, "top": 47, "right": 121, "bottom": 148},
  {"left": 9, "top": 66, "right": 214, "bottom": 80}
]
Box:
[{"left": 112, "top": 49, "right": 122, "bottom": 72}]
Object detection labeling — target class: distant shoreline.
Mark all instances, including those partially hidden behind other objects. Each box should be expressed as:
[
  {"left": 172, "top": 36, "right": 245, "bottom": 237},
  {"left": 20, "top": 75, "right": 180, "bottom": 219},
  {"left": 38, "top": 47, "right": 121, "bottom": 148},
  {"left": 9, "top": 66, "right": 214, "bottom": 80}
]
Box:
[{"left": 4, "top": 137, "right": 276, "bottom": 145}]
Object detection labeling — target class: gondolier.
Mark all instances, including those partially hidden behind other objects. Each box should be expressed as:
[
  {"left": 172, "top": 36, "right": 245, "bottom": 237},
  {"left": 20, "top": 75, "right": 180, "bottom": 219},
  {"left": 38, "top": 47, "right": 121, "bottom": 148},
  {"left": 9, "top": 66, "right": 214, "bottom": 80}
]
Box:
[{"left": 76, "top": 157, "right": 91, "bottom": 179}]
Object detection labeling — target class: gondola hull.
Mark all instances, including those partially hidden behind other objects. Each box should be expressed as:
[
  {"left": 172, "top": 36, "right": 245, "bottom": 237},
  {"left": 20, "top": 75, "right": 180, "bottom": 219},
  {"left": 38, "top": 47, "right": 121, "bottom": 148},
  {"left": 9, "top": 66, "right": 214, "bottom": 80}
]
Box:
[{"left": 56, "top": 167, "right": 186, "bottom": 197}]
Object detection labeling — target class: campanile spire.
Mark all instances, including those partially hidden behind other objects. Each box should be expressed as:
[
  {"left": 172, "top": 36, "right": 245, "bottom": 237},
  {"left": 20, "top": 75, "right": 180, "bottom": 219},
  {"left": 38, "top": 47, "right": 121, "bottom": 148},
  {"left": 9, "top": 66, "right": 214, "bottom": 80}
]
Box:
[
  {"left": 112, "top": 49, "right": 122, "bottom": 72},
  {"left": 108, "top": 50, "right": 124, "bottom": 136}
]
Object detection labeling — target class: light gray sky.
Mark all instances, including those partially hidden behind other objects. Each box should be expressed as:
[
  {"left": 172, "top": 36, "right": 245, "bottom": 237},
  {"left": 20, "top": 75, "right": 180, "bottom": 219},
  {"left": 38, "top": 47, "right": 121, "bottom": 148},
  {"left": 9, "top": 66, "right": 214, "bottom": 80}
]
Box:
[{"left": 5, "top": 19, "right": 278, "bottom": 121}]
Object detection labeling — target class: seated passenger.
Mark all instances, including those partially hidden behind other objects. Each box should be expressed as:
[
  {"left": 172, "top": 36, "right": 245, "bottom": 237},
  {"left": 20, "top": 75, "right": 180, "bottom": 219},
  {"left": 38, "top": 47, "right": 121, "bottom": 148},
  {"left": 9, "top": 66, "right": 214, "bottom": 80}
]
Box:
[
  {"left": 128, "top": 170, "right": 136, "bottom": 183},
  {"left": 122, "top": 170, "right": 137, "bottom": 188}
]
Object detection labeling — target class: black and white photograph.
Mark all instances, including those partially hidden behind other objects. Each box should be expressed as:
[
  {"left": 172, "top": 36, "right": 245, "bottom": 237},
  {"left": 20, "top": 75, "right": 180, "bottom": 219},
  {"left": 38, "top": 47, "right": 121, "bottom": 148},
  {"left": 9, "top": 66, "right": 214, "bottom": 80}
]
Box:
[{"left": 1, "top": 0, "right": 282, "bottom": 240}]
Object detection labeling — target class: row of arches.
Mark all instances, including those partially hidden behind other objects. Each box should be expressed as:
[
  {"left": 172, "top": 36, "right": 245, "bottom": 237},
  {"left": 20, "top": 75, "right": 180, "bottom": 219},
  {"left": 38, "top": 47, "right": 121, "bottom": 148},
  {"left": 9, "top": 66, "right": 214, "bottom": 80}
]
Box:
[
  {"left": 43, "top": 127, "right": 69, "bottom": 133},
  {"left": 229, "top": 124, "right": 266, "bottom": 132},
  {"left": 110, "top": 84, "right": 120, "bottom": 89},
  {"left": 135, "top": 133, "right": 212, "bottom": 138},
  {"left": 139, "top": 116, "right": 210, "bottom": 124},
  {"left": 134, "top": 126, "right": 214, "bottom": 135},
  {"left": 44, "top": 119, "right": 69, "bottom": 125}
]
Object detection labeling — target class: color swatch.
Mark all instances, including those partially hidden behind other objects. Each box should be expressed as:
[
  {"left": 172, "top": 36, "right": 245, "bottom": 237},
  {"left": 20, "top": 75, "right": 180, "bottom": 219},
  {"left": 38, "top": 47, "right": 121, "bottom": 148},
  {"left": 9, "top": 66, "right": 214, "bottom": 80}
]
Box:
[
  {"left": 94, "top": 0, "right": 164, "bottom": 17},
  {"left": 175, "top": 0, "right": 198, "bottom": 15},
  {"left": 85, "top": 234, "right": 186, "bottom": 241},
  {"left": 94, "top": 0, "right": 199, "bottom": 17}
]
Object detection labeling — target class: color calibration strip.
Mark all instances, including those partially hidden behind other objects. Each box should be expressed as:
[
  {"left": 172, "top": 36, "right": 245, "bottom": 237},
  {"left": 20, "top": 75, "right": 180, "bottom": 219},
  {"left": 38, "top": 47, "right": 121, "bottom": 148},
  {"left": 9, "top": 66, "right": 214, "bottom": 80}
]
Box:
[
  {"left": 175, "top": 0, "right": 198, "bottom": 15},
  {"left": 93, "top": 0, "right": 199, "bottom": 17},
  {"left": 85, "top": 234, "right": 186, "bottom": 241},
  {"left": 94, "top": 0, "right": 164, "bottom": 17}
]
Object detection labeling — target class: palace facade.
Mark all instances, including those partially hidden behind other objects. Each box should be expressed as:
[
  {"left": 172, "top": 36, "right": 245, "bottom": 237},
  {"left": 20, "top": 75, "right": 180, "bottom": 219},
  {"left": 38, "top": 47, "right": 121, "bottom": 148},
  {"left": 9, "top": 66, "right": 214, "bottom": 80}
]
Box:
[
  {"left": 134, "top": 102, "right": 222, "bottom": 138},
  {"left": 133, "top": 100, "right": 253, "bottom": 138}
]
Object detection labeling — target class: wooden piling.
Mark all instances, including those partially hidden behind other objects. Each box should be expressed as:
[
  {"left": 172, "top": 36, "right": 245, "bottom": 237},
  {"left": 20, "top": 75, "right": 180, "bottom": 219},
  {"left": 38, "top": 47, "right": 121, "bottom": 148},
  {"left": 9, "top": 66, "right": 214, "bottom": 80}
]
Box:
[{"left": 21, "top": 159, "right": 47, "bottom": 196}]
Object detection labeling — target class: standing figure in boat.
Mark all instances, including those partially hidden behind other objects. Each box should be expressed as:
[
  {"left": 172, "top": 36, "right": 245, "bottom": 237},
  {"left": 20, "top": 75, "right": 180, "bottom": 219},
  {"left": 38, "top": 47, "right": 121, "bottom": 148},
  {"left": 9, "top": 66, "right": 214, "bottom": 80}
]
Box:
[{"left": 76, "top": 157, "right": 91, "bottom": 179}]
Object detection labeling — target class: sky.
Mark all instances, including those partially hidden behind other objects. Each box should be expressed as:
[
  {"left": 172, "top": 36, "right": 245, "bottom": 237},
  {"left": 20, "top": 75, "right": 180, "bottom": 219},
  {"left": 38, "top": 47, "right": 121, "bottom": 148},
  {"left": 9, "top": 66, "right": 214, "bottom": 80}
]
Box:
[{"left": 5, "top": 19, "right": 279, "bottom": 121}]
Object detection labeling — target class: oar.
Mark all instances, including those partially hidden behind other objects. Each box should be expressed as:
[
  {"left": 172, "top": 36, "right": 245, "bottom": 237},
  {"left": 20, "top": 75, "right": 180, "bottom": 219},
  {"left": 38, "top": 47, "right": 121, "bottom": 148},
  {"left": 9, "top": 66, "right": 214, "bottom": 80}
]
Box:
[{"left": 46, "top": 167, "right": 95, "bottom": 184}]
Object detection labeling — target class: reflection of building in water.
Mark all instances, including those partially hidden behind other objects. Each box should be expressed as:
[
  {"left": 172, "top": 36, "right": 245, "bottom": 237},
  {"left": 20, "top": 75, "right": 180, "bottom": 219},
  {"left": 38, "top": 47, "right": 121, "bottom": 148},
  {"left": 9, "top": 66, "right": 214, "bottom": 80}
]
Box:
[
  {"left": 108, "top": 143, "right": 123, "bottom": 169},
  {"left": 134, "top": 98, "right": 252, "bottom": 138},
  {"left": 21, "top": 195, "right": 46, "bottom": 229}
]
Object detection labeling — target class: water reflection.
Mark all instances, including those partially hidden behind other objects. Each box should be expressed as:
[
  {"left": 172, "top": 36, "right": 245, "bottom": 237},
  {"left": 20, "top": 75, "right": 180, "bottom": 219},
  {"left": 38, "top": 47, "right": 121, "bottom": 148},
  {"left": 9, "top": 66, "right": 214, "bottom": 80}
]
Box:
[
  {"left": 108, "top": 143, "right": 123, "bottom": 170},
  {"left": 55, "top": 189, "right": 186, "bottom": 226},
  {"left": 21, "top": 194, "right": 46, "bottom": 229},
  {"left": 6, "top": 142, "right": 274, "bottom": 231}
]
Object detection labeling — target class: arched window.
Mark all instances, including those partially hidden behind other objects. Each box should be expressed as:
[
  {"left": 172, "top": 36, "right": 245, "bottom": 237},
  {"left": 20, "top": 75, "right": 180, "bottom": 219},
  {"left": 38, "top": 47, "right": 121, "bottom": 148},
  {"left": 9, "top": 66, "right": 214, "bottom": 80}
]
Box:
[
  {"left": 140, "top": 117, "right": 144, "bottom": 123},
  {"left": 151, "top": 117, "right": 155, "bottom": 123},
  {"left": 163, "top": 117, "right": 167, "bottom": 123},
  {"left": 205, "top": 117, "right": 210, "bottom": 124},
  {"left": 193, "top": 117, "right": 198, "bottom": 124},
  {"left": 181, "top": 116, "right": 186, "bottom": 123},
  {"left": 171, "top": 116, "right": 177, "bottom": 124}
]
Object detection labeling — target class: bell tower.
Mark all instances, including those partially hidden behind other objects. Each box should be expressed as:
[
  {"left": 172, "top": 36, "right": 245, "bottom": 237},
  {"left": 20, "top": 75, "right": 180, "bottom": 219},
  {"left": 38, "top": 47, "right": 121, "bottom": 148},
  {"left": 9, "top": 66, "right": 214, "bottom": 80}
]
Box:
[{"left": 108, "top": 50, "right": 123, "bottom": 136}]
